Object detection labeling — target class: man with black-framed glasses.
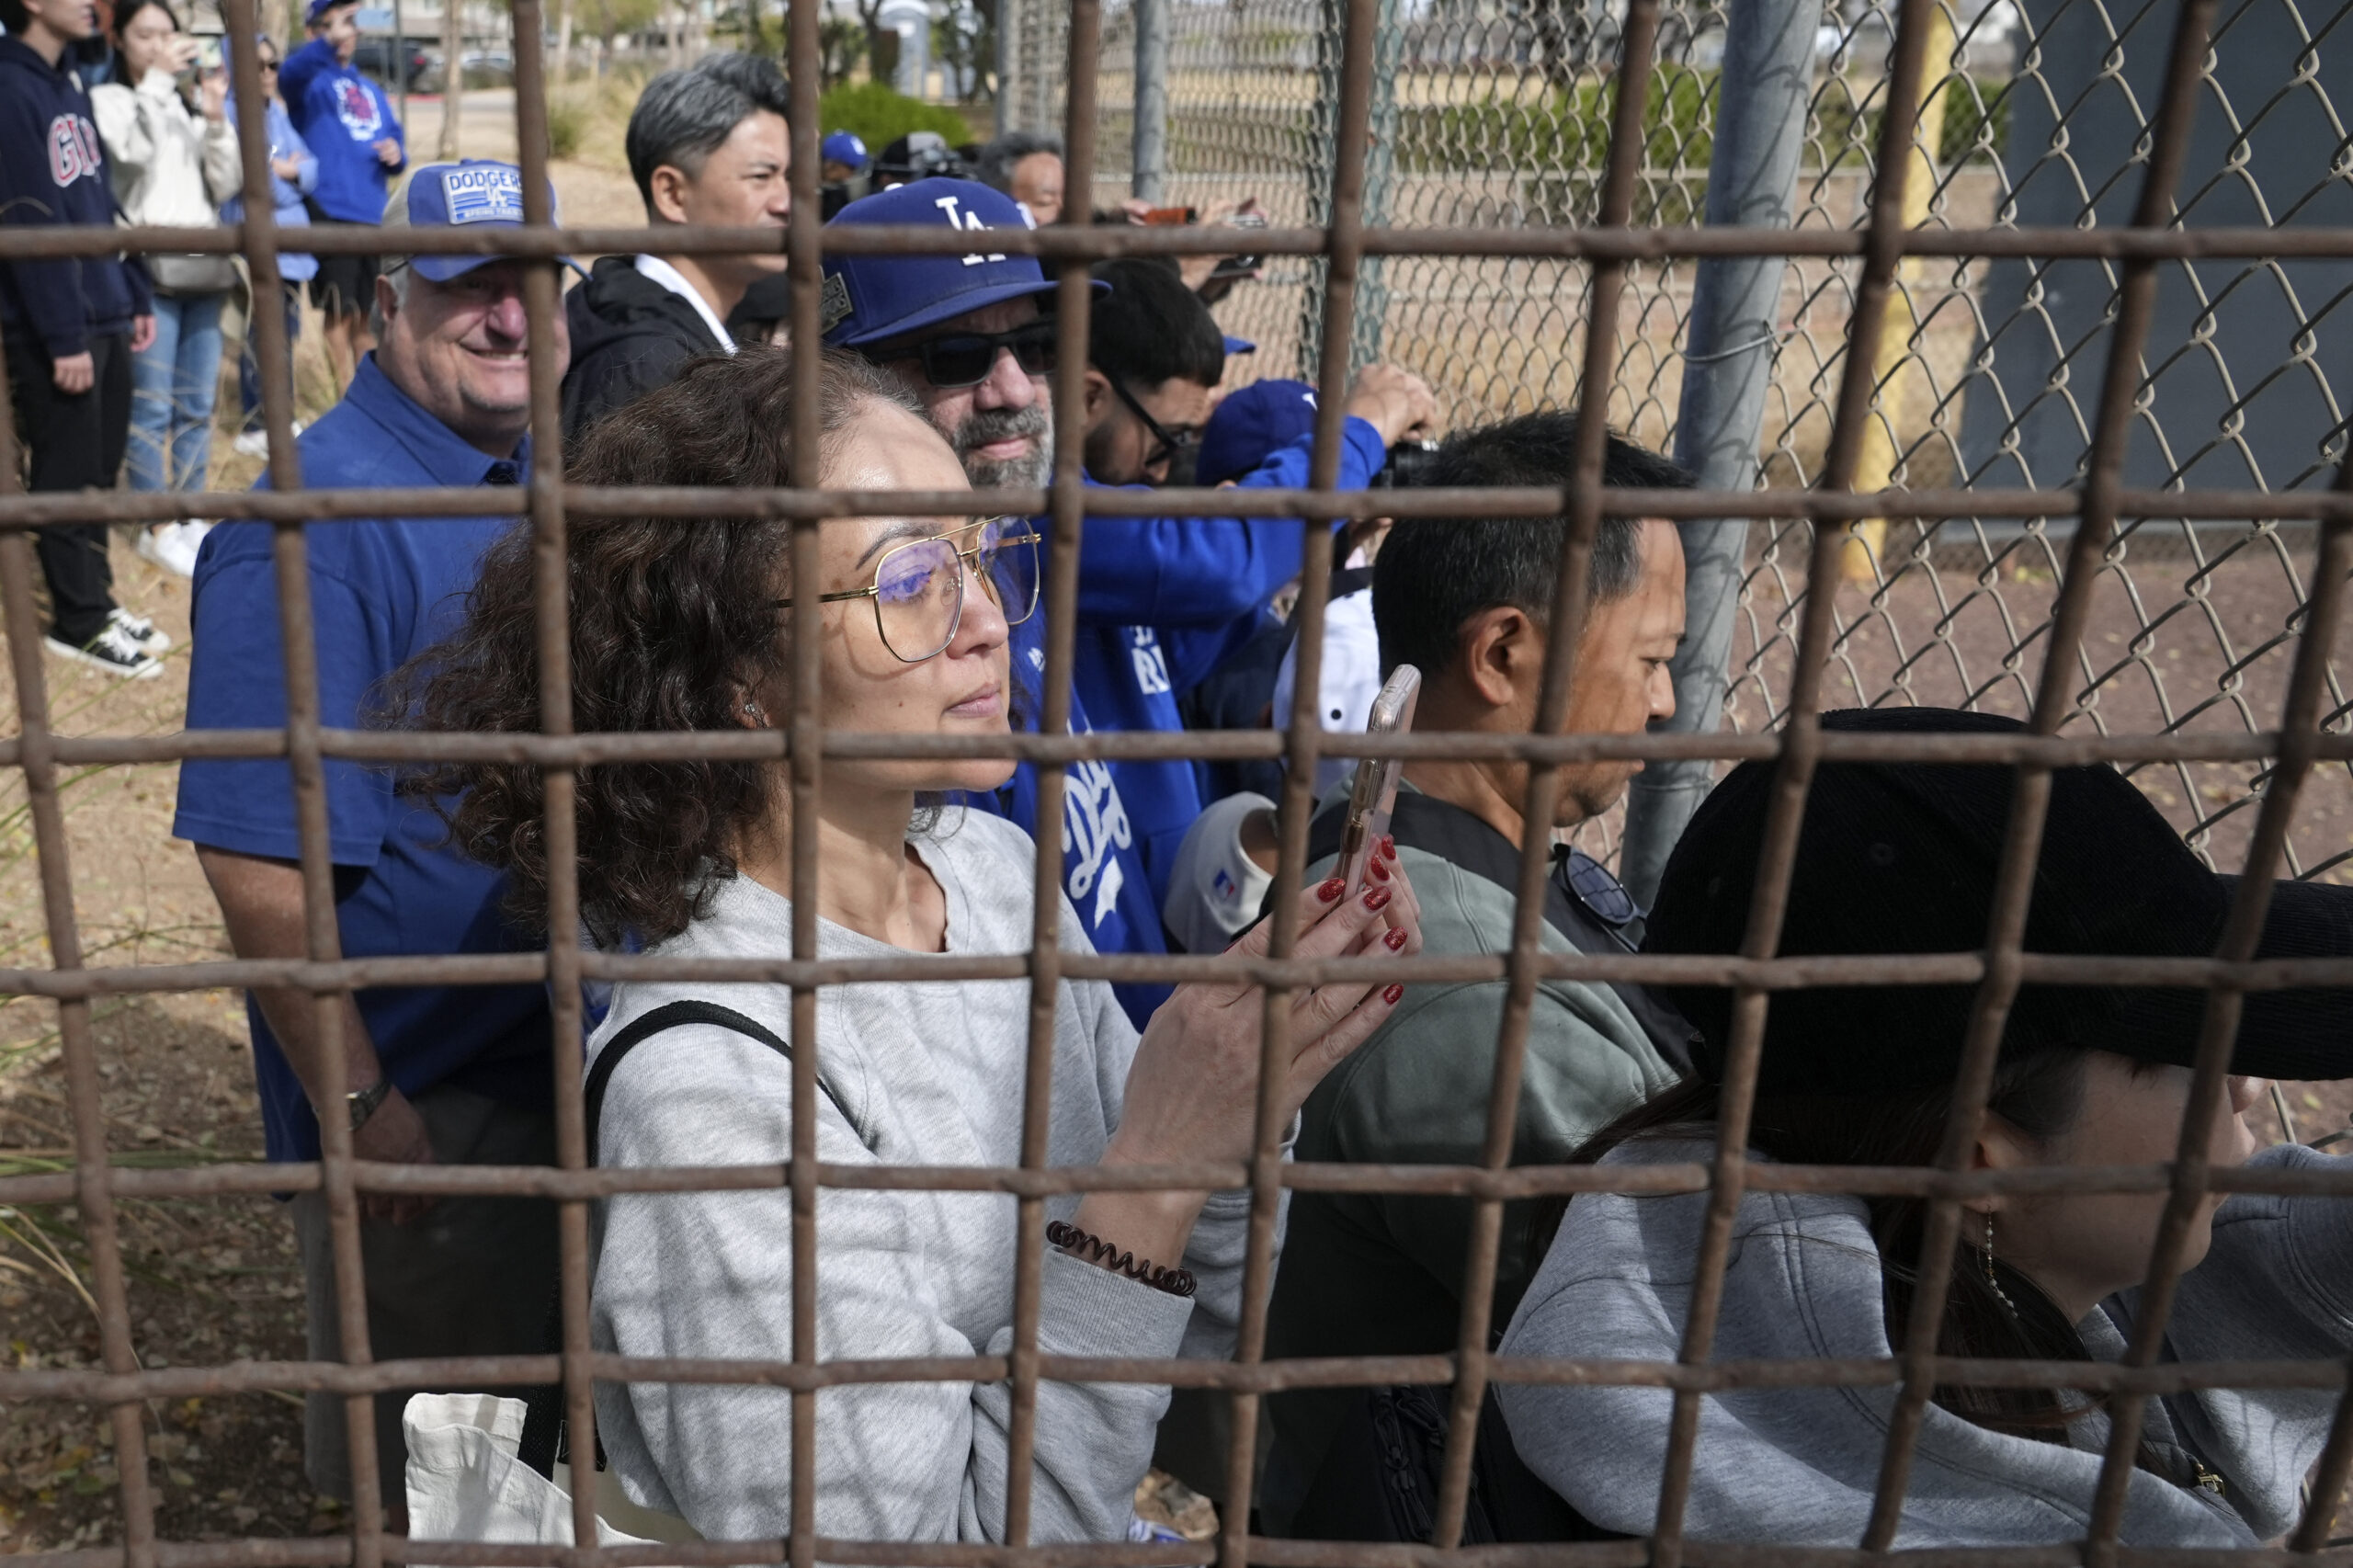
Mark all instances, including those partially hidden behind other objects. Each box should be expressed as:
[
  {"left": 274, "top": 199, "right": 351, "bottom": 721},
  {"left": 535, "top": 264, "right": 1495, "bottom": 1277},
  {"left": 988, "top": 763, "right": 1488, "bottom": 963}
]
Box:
[{"left": 822, "top": 184, "right": 1436, "bottom": 1027}]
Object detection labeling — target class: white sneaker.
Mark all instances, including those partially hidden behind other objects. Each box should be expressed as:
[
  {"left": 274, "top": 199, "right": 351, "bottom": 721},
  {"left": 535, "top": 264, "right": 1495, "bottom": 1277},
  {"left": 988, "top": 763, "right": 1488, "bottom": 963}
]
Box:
[
  {"left": 107, "top": 605, "right": 171, "bottom": 654},
  {"left": 45, "top": 622, "right": 163, "bottom": 680},
  {"left": 136, "top": 520, "right": 210, "bottom": 578},
  {"left": 232, "top": 420, "right": 301, "bottom": 459}
]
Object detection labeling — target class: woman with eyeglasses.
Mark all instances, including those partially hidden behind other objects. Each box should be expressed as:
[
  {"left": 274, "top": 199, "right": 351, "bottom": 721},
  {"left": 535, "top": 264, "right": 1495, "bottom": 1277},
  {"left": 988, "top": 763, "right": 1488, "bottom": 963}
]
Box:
[
  {"left": 392, "top": 348, "right": 1423, "bottom": 1547},
  {"left": 222, "top": 32, "right": 316, "bottom": 460}
]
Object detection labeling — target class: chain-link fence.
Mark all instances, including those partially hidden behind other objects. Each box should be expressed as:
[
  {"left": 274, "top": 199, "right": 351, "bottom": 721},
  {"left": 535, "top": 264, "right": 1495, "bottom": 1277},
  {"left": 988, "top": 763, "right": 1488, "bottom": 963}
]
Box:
[
  {"left": 1000, "top": 0, "right": 2353, "bottom": 892},
  {"left": 7, "top": 0, "right": 2353, "bottom": 1564}
]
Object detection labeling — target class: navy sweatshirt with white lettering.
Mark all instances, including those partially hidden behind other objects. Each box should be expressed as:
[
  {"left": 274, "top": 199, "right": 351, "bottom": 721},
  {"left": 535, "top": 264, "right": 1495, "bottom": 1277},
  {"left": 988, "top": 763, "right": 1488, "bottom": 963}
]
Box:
[{"left": 0, "top": 35, "right": 152, "bottom": 363}]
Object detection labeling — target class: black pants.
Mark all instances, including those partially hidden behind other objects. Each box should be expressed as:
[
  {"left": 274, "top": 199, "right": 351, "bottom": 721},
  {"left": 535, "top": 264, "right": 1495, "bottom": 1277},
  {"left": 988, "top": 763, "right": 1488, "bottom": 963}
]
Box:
[{"left": 6, "top": 332, "right": 131, "bottom": 645}]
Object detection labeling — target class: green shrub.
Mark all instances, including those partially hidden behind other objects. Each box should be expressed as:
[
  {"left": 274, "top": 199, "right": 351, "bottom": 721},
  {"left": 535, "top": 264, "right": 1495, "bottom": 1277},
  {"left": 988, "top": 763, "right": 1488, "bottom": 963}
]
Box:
[
  {"left": 818, "top": 81, "right": 972, "bottom": 152},
  {"left": 545, "top": 91, "right": 588, "bottom": 160}
]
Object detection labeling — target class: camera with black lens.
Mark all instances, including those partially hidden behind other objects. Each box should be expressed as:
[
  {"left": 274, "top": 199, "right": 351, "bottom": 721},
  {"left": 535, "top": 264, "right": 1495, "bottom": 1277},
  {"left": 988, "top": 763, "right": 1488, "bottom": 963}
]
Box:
[
  {"left": 1372, "top": 437, "right": 1439, "bottom": 489},
  {"left": 873, "top": 131, "right": 972, "bottom": 187}
]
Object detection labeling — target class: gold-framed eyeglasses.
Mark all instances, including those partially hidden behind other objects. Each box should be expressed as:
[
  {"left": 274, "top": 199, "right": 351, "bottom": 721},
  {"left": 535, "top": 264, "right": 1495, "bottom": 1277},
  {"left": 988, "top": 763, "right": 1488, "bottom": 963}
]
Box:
[{"left": 773, "top": 516, "right": 1042, "bottom": 664}]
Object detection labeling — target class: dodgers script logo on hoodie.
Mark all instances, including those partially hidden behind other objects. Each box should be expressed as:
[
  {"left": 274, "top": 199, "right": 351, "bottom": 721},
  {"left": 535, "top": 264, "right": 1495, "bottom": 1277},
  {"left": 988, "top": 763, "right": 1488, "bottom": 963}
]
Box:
[
  {"left": 334, "top": 77, "right": 381, "bottom": 140},
  {"left": 46, "top": 114, "right": 102, "bottom": 188}
]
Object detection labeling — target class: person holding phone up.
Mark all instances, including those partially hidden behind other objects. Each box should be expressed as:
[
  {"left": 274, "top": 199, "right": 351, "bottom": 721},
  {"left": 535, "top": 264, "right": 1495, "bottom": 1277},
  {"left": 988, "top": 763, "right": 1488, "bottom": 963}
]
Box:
[
  {"left": 93, "top": 0, "right": 241, "bottom": 580},
  {"left": 391, "top": 348, "right": 1427, "bottom": 1548}
]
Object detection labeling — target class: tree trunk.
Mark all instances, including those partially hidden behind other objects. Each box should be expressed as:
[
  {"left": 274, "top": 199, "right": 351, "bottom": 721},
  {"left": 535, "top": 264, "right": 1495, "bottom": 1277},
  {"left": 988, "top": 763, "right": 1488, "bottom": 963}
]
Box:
[
  {"left": 555, "top": 0, "right": 574, "bottom": 83},
  {"left": 438, "top": 0, "right": 460, "bottom": 155}
]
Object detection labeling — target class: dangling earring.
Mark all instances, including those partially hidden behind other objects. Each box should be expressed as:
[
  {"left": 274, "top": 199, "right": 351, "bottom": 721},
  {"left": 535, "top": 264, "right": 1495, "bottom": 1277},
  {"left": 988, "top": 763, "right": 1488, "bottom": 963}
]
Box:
[{"left": 1984, "top": 1210, "right": 2019, "bottom": 1315}]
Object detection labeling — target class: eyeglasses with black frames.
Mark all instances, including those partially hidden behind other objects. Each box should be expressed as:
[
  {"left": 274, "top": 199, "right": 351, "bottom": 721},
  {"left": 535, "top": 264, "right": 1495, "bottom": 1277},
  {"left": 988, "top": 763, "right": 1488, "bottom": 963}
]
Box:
[
  {"left": 774, "top": 516, "right": 1043, "bottom": 664},
  {"left": 1108, "top": 376, "right": 1202, "bottom": 472}
]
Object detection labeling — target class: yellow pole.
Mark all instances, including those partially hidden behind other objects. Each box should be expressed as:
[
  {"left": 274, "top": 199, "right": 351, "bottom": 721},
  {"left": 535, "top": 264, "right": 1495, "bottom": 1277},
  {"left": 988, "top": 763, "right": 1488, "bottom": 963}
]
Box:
[{"left": 1843, "top": 1, "right": 1956, "bottom": 580}]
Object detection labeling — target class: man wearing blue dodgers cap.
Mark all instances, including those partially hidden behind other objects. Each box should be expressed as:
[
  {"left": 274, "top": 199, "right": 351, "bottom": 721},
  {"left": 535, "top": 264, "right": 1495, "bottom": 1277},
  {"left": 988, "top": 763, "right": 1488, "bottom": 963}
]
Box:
[
  {"left": 175, "top": 159, "right": 569, "bottom": 1525},
  {"left": 822, "top": 183, "right": 1436, "bottom": 1017},
  {"left": 819, "top": 177, "right": 1174, "bottom": 1022},
  {"left": 279, "top": 0, "right": 404, "bottom": 392},
  {"left": 820, "top": 128, "right": 870, "bottom": 219}
]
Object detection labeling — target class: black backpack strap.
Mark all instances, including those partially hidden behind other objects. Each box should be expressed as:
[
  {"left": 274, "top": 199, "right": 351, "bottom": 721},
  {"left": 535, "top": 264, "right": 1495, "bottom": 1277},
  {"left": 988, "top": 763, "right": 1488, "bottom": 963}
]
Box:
[{"left": 516, "top": 999, "right": 813, "bottom": 1479}]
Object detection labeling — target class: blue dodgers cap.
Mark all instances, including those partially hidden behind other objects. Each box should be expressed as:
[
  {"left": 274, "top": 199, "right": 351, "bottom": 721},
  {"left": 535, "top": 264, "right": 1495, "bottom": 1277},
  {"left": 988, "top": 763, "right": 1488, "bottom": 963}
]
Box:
[
  {"left": 1198, "top": 377, "right": 1318, "bottom": 485},
  {"left": 381, "top": 160, "right": 570, "bottom": 282},
  {"left": 821, "top": 178, "right": 1103, "bottom": 347},
  {"left": 305, "top": 0, "right": 354, "bottom": 21},
  {"left": 821, "top": 130, "right": 870, "bottom": 171},
  {"left": 1223, "top": 335, "right": 1256, "bottom": 355}
]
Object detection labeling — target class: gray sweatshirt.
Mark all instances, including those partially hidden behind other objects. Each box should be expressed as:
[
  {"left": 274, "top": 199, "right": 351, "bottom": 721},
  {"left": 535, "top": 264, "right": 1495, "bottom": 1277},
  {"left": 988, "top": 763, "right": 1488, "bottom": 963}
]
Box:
[
  {"left": 1498, "top": 1137, "right": 2353, "bottom": 1546},
  {"left": 587, "top": 808, "right": 1259, "bottom": 1547}
]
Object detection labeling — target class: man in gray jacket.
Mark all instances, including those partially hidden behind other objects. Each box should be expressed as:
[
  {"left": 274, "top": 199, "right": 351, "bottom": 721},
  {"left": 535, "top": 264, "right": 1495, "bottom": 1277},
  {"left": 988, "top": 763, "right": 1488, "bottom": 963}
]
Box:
[{"left": 1259, "top": 410, "right": 1701, "bottom": 1534}]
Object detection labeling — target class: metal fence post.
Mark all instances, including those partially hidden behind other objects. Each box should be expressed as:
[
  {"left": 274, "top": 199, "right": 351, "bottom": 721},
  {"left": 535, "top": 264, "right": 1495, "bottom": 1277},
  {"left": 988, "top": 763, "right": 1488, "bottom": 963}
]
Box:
[
  {"left": 1617, "top": 0, "right": 1821, "bottom": 908},
  {"left": 1299, "top": 0, "right": 1398, "bottom": 374},
  {"left": 1132, "top": 0, "right": 1168, "bottom": 200}
]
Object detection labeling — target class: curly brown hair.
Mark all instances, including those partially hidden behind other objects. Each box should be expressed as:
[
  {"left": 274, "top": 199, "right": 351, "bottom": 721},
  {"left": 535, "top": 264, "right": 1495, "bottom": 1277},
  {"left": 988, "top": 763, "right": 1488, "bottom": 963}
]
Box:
[{"left": 383, "top": 349, "right": 925, "bottom": 949}]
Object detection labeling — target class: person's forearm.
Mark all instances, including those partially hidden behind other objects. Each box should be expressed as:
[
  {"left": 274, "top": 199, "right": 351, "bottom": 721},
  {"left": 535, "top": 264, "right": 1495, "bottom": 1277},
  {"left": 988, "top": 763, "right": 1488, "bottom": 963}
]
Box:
[
  {"left": 251, "top": 983, "right": 381, "bottom": 1107},
  {"left": 1068, "top": 1149, "right": 1208, "bottom": 1284},
  {"left": 196, "top": 846, "right": 387, "bottom": 1111}
]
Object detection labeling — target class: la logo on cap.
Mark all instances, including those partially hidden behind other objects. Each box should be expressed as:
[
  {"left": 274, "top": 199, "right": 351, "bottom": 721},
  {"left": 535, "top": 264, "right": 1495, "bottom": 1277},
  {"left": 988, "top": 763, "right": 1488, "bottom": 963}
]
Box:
[{"left": 929, "top": 192, "right": 1007, "bottom": 267}]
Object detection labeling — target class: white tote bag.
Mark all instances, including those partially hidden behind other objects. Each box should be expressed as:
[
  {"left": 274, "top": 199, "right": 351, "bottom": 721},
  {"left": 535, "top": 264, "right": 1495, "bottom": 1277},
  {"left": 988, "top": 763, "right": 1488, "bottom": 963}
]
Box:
[{"left": 403, "top": 1392, "right": 701, "bottom": 1563}]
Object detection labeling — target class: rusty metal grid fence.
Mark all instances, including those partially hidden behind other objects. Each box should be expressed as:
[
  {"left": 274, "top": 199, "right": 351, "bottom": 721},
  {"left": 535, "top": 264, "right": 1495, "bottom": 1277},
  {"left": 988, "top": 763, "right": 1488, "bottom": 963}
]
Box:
[
  {"left": 7, "top": 0, "right": 2353, "bottom": 1567},
  {"left": 1001, "top": 0, "right": 2353, "bottom": 886}
]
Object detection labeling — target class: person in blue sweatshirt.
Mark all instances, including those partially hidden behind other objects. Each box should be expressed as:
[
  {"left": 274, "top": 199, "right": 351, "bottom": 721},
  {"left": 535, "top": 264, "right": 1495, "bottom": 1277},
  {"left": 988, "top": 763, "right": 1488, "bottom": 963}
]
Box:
[
  {"left": 820, "top": 182, "right": 1434, "bottom": 1023},
  {"left": 279, "top": 0, "right": 403, "bottom": 392},
  {"left": 1072, "top": 257, "right": 1435, "bottom": 913},
  {"left": 0, "top": 0, "right": 165, "bottom": 679}
]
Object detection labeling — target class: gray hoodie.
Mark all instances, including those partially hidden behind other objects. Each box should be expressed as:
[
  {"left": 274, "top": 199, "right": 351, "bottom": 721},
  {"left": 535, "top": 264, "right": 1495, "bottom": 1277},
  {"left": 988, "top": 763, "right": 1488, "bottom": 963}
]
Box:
[
  {"left": 1498, "top": 1137, "right": 2353, "bottom": 1546},
  {"left": 587, "top": 808, "right": 1263, "bottom": 1547}
]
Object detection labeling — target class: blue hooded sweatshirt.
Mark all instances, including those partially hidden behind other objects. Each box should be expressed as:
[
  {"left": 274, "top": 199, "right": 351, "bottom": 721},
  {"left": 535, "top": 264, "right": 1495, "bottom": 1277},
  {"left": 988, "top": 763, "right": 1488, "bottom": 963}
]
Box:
[
  {"left": 970, "top": 617, "right": 1171, "bottom": 1029},
  {"left": 278, "top": 36, "right": 404, "bottom": 223},
  {"left": 0, "top": 35, "right": 152, "bottom": 362},
  {"left": 1068, "top": 415, "right": 1389, "bottom": 912}
]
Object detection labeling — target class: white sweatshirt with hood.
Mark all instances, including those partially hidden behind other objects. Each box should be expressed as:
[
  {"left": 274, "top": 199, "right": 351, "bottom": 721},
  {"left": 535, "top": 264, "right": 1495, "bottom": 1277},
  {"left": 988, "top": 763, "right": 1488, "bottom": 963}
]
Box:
[
  {"left": 586, "top": 808, "right": 1270, "bottom": 1546},
  {"left": 1499, "top": 1137, "right": 2353, "bottom": 1547},
  {"left": 93, "top": 68, "right": 241, "bottom": 231}
]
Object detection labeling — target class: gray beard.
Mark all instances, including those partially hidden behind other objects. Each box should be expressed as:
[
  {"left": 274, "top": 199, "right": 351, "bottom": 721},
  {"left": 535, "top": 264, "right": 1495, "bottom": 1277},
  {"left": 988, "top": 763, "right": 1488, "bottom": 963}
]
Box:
[{"left": 954, "top": 404, "right": 1054, "bottom": 494}]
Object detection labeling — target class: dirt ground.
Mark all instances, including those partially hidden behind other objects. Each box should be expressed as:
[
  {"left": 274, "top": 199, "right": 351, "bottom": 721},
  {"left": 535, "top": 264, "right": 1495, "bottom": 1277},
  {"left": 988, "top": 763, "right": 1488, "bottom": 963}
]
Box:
[{"left": 3, "top": 94, "right": 2353, "bottom": 1554}]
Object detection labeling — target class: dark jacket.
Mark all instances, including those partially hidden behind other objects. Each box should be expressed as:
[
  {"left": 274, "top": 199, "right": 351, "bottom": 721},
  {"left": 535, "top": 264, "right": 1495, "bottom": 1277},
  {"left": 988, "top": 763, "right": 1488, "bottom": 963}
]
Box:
[
  {"left": 560, "top": 255, "right": 733, "bottom": 444},
  {"left": 0, "top": 35, "right": 152, "bottom": 363}
]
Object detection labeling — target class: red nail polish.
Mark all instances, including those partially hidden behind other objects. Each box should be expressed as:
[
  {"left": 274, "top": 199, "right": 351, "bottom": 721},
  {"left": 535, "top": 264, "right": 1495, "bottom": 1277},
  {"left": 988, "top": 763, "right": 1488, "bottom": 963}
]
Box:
[
  {"left": 1382, "top": 835, "right": 1396, "bottom": 858},
  {"left": 1383, "top": 926, "right": 1409, "bottom": 951},
  {"left": 1382, "top": 983, "right": 1405, "bottom": 1006},
  {"left": 1367, "top": 856, "right": 1392, "bottom": 882},
  {"left": 1363, "top": 886, "right": 1392, "bottom": 912},
  {"left": 1317, "top": 876, "right": 1347, "bottom": 903}
]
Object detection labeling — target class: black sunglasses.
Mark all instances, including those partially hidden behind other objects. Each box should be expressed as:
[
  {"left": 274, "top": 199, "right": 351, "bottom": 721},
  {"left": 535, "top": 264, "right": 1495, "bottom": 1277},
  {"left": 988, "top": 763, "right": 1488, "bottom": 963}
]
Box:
[{"left": 868, "top": 321, "right": 1058, "bottom": 390}]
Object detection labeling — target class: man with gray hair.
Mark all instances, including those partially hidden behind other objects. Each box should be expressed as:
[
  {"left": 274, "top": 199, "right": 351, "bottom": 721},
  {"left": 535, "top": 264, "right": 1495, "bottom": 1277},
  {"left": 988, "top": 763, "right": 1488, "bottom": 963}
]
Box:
[
  {"left": 560, "top": 51, "right": 790, "bottom": 440},
  {"left": 974, "top": 130, "right": 1063, "bottom": 222},
  {"left": 177, "top": 158, "right": 570, "bottom": 1528}
]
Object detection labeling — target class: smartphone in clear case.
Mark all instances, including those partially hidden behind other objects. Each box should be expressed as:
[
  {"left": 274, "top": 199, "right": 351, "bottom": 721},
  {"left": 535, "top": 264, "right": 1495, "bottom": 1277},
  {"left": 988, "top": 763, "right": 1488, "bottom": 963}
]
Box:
[{"left": 1337, "top": 664, "right": 1421, "bottom": 899}]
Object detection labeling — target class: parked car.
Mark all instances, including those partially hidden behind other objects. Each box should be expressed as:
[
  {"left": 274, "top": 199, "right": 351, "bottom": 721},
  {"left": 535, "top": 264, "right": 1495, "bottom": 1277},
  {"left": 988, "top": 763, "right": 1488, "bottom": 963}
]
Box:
[{"left": 352, "top": 35, "right": 434, "bottom": 87}]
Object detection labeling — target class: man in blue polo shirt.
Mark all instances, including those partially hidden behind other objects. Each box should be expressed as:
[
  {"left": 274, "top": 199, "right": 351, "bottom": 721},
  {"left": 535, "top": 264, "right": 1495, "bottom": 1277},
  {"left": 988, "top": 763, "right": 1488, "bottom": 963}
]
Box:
[
  {"left": 174, "top": 160, "right": 565, "bottom": 1524},
  {"left": 821, "top": 181, "right": 1434, "bottom": 1020}
]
